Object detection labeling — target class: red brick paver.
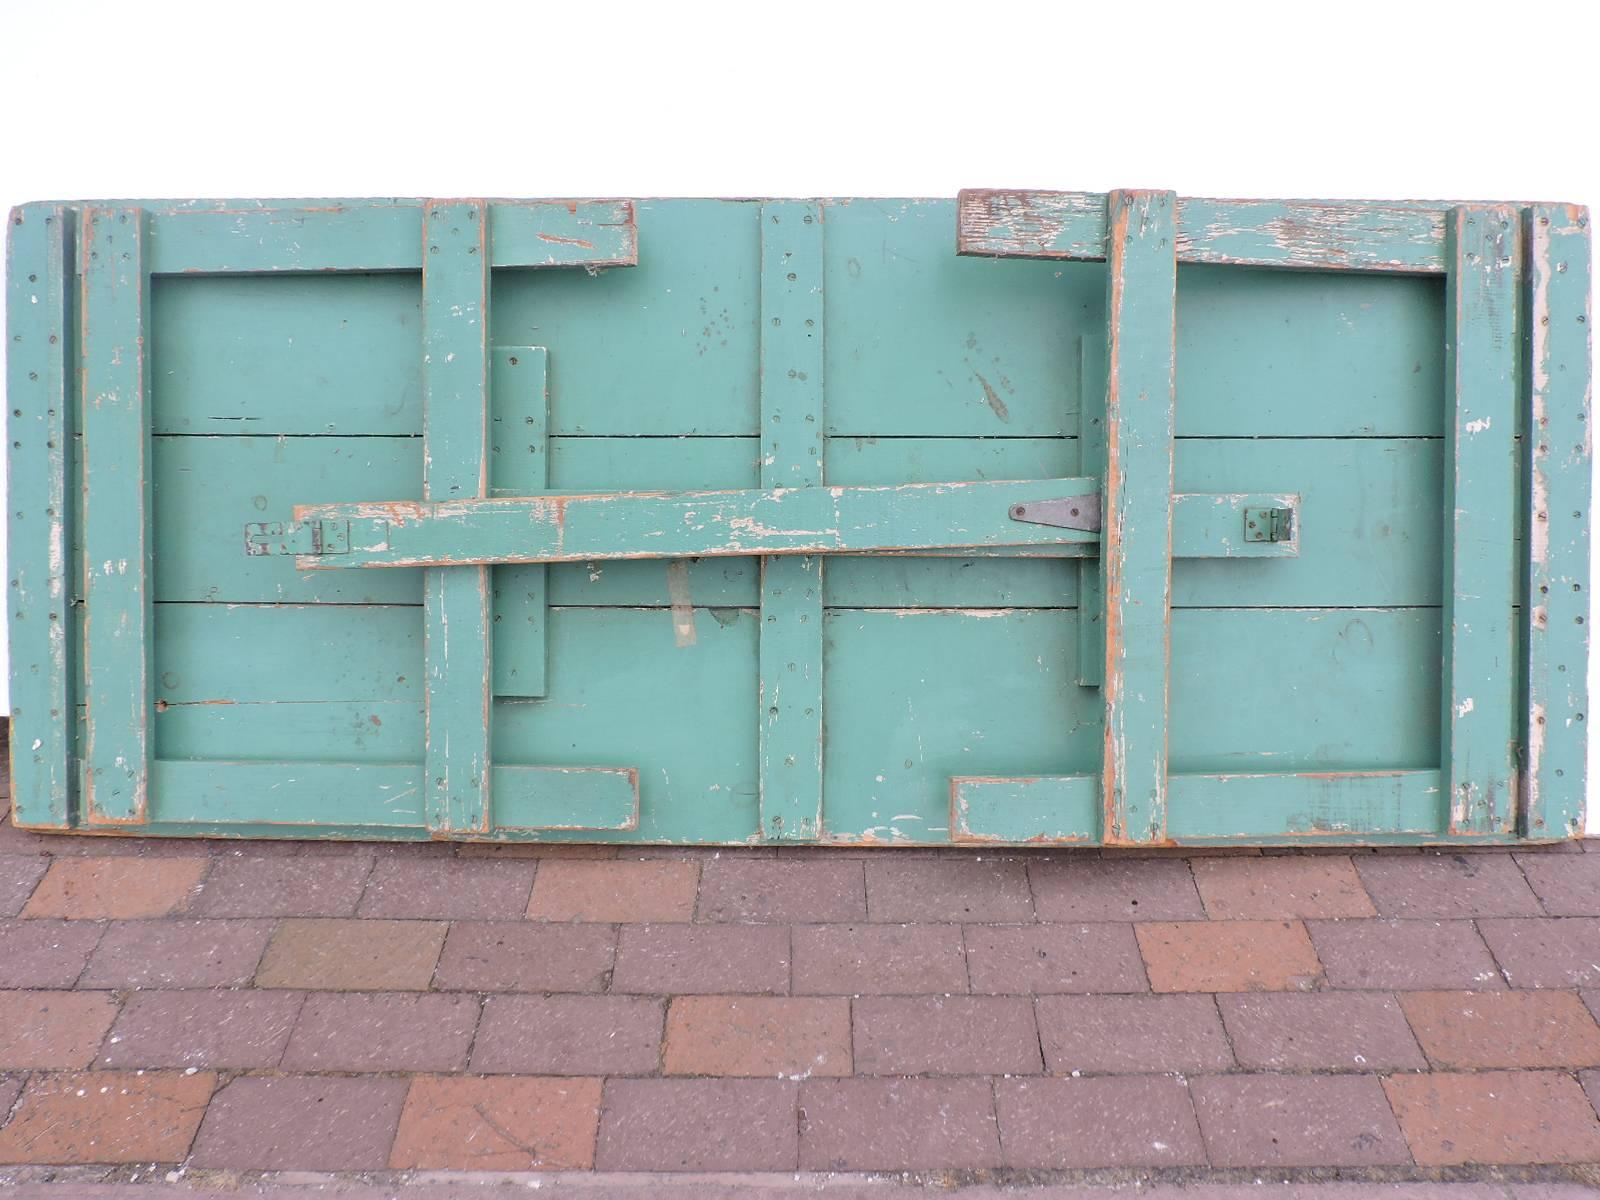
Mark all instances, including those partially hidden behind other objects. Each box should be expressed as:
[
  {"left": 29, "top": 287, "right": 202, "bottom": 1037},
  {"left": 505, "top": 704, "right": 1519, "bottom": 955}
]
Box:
[
  {"left": 853, "top": 995, "right": 1042, "bottom": 1075},
  {"left": 529, "top": 859, "right": 698, "bottom": 922},
  {"left": 0, "top": 919, "right": 103, "bottom": 987},
  {"left": 1036, "top": 993, "right": 1233, "bottom": 1073},
  {"left": 1191, "top": 1074, "right": 1411, "bottom": 1167},
  {"left": 1384, "top": 1070, "right": 1600, "bottom": 1164},
  {"left": 664, "top": 995, "right": 850, "bottom": 1077},
  {"left": 98, "top": 989, "right": 302, "bottom": 1069},
  {"left": 389, "top": 1076, "right": 601, "bottom": 1170},
  {"left": 471, "top": 994, "right": 663, "bottom": 1075},
  {"left": 254, "top": 918, "right": 446, "bottom": 990},
  {"left": 1307, "top": 918, "right": 1506, "bottom": 989},
  {"left": 1217, "top": 991, "right": 1426, "bottom": 1070},
  {"left": 0, "top": 1070, "right": 214, "bottom": 1164},
  {"left": 865, "top": 857, "right": 1033, "bottom": 921},
  {"left": 1029, "top": 856, "right": 1205, "bottom": 920},
  {"left": 0, "top": 856, "right": 47, "bottom": 917},
  {"left": 81, "top": 918, "right": 273, "bottom": 988},
  {"left": 1354, "top": 852, "right": 1543, "bottom": 918},
  {"left": 995, "top": 1075, "right": 1207, "bottom": 1167},
  {"left": 189, "top": 1075, "right": 407, "bottom": 1170},
  {"left": 793, "top": 922, "right": 967, "bottom": 994},
  {"left": 1478, "top": 917, "right": 1600, "bottom": 987},
  {"left": 189, "top": 853, "right": 371, "bottom": 917},
  {"left": 799, "top": 1077, "right": 1002, "bottom": 1170},
  {"left": 360, "top": 856, "right": 536, "bottom": 918},
  {"left": 1515, "top": 851, "right": 1600, "bottom": 915},
  {"left": 696, "top": 859, "right": 866, "bottom": 922},
  {"left": 6, "top": 777, "right": 1600, "bottom": 1179},
  {"left": 1397, "top": 989, "right": 1600, "bottom": 1068},
  {"left": 1192, "top": 854, "right": 1377, "bottom": 918},
  {"left": 23, "top": 857, "right": 206, "bottom": 919},
  {"left": 433, "top": 921, "right": 616, "bottom": 992},
  {"left": 0, "top": 991, "right": 118, "bottom": 1069},
  {"left": 965, "top": 921, "right": 1146, "bottom": 993},
  {"left": 1137, "top": 919, "right": 1322, "bottom": 991},
  {"left": 280, "top": 991, "right": 480, "bottom": 1072},
  {"left": 596, "top": 1078, "right": 798, "bottom": 1171}
]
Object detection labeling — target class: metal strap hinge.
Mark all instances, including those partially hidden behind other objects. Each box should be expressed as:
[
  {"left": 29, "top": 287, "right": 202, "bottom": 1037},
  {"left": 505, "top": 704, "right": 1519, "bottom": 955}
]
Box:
[
  {"left": 1008, "top": 494, "right": 1102, "bottom": 532},
  {"left": 1242, "top": 506, "right": 1295, "bottom": 543},
  {"left": 244, "top": 520, "right": 351, "bottom": 557}
]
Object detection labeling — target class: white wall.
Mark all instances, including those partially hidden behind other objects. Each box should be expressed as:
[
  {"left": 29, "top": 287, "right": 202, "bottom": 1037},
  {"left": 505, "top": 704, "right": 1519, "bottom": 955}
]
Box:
[{"left": 3, "top": 0, "right": 1596, "bottom": 828}]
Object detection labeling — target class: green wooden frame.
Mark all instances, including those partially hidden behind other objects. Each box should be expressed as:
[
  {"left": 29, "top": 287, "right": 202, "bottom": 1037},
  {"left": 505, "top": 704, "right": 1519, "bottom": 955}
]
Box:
[{"left": 6, "top": 191, "right": 1591, "bottom": 845}]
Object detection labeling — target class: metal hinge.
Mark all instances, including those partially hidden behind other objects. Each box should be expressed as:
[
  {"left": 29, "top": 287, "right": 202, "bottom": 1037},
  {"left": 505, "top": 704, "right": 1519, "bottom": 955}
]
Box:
[
  {"left": 244, "top": 520, "right": 350, "bottom": 557},
  {"left": 1243, "top": 506, "right": 1295, "bottom": 543},
  {"left": 1008, "top": 494, "right": 1102, "bottom": 532}
]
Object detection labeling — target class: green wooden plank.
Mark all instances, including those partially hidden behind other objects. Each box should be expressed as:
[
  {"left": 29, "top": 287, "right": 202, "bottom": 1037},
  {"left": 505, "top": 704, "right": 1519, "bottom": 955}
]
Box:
[
  {"left": 958, "top": 190, "right": 1454, "bottom": 273},
  {"left": 1171, "top": 607, "right": 1440, "bottom": 775},
  {"left": 146, "top": 760, "right": 636, "bottom": 832},
  {"left": 1101, "top": 191, "right": 1178, "bottom": 845},
  {"left": 80, "top": 207, "right": 152, "bottom": 825},
  {"left": 493, "top": 765, "right": 639, "bottom": 832},
  {"left": 953, "top": 770, "right": 1443, "bottom": 843},
  {"left": 489, "top": 347, "right": 548, "bottom": 698},
  {"left": 1442, "top": 206, "right": 1522, "bottom": 835},
  {"left": 6, "top": 205, "right": 75, "bottom": 828},
  {"left": 951, "top": 775, "right": 1099, "bottom": 844},
  {"left": 1176, "top": 266, "right": 1446, "bottom": 437},
  {"left": 1521, "top": 204, "right": 1592, "bottom": 838},
  {"left": 1164, "top": 770, "right": 1443, "bottom": 839},
  {"left": 1078, "top": 334, "right": 1107, "bottom": 686},
  {"left": 297, "top": 477, "right": 1102, "bottom": 566},
  {"left": 493, "top": 201, "right": 759, "bottom": 436},
  {"left": 155, "top": 701, "right": 422, "bottom": 762},
  {"left": 144, "top": 200, "right": 637, "bottom": 274},
  {"left": 422, "top": 201, "right": 493, "bottom": 835},
  {"left": 291, "top": 479, "right": 1297, "bottom": 571},
  {"left": 154, "top": 604, "right": 422, "bottom": 703},
  {"left": 824, "top": 199, "right": 1094, "bottom": 437},
  {"left": 151, "top": 273, "right": 422, "bottom": 435},
  {"left": 759, "top": 202, "right": 825, "bottom": 841}
]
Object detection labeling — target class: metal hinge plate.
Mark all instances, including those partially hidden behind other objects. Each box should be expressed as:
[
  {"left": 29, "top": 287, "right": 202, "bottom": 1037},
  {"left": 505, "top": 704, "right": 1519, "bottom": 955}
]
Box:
[
  {"left": 1008, "top": 494, "right": 1102, "bottom": 533},
  {"left": 245, "top": 520, "right": 351, "bottom": 557},
  {"left": 1243, "top": 506, "right": 1295, "bottom": 543}
]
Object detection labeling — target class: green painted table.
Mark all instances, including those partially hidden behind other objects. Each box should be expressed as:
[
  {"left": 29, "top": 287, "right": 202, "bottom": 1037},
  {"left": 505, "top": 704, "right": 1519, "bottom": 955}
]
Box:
[{"left": 5, "top": 192, "right": 1590, "bottom": 845}]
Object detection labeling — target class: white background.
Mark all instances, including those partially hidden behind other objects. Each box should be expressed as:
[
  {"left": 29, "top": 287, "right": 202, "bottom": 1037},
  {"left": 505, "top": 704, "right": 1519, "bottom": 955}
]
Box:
[{"left": 3, "top": 0, "right": 1597, "bottom": 829}]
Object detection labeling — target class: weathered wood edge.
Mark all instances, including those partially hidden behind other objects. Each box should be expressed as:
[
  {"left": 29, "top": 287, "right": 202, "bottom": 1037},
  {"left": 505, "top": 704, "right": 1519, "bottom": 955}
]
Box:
[
  {"left": 757, "top": 201, "right": 826, "bottom": 842},
  {"left": 1442, "top": 206, "right": 1522, "bottom": 836},
  {"left": 1521, "top": 204, "right": 1592, "bottom": 838},
  {"left": 421, "top": 201, "right": 494, "bottom": 836},
  {"left": 80, "top": 207, "right": 152, "bottom": 826},
  {"left": 5, "top": 205, "right": 75, "bottom": 828},
  {"left": 1101, "top": 191, "right": 1178, "bottom": 845},
  {"left": 957, "top": 188, "right": 1579, "bottom": 274}
]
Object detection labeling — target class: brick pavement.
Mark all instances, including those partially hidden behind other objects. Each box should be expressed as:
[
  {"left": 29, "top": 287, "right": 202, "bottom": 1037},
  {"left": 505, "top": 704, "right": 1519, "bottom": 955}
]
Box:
[{"left": 3, "top": 788, "right": 1600, "bottom": 1190}]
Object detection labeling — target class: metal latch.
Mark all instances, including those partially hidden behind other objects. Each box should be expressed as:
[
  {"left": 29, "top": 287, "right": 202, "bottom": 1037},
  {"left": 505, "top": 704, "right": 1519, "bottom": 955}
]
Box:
[
  {"left": 1242, "top": 506, "right": 1294, "bottom": 543},
  {"left": 244, "top": 520, "right": 350, "bottom": 557},
  {"left": 1008, "top": 494, "right": 1102, "bottom": 533}
]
